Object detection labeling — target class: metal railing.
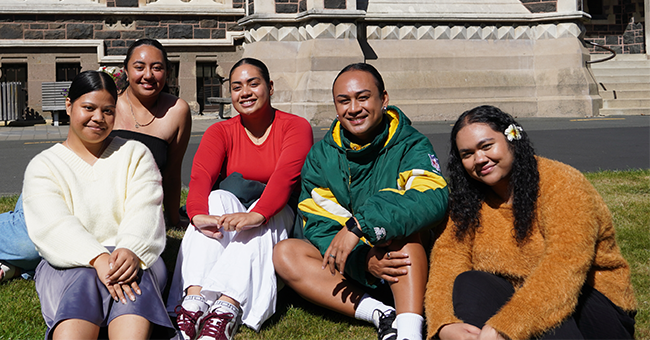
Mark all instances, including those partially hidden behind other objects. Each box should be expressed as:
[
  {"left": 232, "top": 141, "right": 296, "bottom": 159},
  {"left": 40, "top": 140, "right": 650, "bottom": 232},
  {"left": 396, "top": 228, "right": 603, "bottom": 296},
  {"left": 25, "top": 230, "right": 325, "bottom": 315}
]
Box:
[
  {"left": 0, "top": 82, "right": 26, "bottom": 126},
  {"left": 585, "top": 41, "right": 616, "bottom": 64}
]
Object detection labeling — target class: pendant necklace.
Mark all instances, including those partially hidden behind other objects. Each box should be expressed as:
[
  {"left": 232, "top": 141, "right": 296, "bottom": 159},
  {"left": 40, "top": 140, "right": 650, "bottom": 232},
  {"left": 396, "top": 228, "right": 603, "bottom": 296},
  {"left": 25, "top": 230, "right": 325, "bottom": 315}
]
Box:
[{"left": 127, "top": 91, "right": 157, "bottom": 129}]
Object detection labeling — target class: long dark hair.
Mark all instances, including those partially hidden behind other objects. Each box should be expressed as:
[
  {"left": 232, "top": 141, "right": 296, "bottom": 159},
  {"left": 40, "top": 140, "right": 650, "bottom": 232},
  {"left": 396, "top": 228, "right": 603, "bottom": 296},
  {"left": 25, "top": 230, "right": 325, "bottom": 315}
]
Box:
[
  {"left": 448, "top": 105, "right": 539, "bottom": 242},
  {"left": 229, "top": 58, "right": 271, "bottom": 86},
  {"left": 68, "top": 70, "right": 118, "bottom": 104},
  {"left": 119, "top": 38, "right": 170, "bottom": 94}
]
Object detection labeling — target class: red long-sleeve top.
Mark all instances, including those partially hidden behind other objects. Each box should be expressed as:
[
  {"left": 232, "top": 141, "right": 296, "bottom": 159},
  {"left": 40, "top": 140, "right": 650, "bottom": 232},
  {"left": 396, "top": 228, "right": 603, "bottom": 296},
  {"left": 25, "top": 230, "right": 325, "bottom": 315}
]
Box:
[{"left": 187, "top": 110, "right": 313, "bottom": 222}]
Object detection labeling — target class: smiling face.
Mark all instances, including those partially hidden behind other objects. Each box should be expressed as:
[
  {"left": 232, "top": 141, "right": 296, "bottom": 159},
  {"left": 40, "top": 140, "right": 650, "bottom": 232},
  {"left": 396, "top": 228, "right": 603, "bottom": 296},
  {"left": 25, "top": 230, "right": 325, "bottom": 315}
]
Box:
[
  {"left": 332, "top": 70, "right": 389, "bottom": 145},
  {"left": 229, "top": 63, "right": 273, "bottom": 117},
  {"left": 124, "top": 45, "right": 167, "bottom": 98},
  {"left": 455, "top": 122, "right": 514, "bottom": 199},
  {"left": 66, "top": 89, "right": 116, "bottom": 148}
]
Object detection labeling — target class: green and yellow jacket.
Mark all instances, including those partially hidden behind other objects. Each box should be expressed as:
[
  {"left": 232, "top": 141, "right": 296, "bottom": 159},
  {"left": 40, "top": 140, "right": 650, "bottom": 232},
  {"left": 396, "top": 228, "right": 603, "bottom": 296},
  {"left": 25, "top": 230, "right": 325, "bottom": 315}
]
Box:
[{"left": 299, "top": 106, "right": 449, "bottom": 285}]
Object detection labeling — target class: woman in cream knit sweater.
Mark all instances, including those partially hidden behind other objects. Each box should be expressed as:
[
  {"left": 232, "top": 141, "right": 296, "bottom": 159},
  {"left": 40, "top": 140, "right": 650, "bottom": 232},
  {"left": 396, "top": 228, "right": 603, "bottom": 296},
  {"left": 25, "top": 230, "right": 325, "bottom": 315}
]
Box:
[
  {"left": 425, "top": 105, "right": 636, "bottom": 340},
  {"left": 23, "top": 71, "right": 173, "bottom": 339}
]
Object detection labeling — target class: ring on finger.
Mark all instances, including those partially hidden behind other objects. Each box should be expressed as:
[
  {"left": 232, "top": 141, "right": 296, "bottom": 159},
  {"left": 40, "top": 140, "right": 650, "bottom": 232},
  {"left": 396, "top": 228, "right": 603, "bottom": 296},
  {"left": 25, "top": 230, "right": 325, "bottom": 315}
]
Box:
[
  {"left": 329, "top": 254, "right": 336, "bottom": 259},
  {"left": 387, "top": 252, "right": 391, "bottom": 259}
]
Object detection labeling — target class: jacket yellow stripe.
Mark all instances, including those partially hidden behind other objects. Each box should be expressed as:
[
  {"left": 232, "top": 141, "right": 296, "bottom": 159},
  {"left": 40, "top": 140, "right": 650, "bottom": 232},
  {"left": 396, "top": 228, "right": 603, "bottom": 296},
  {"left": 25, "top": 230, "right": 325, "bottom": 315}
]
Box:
[{"left": 382, "top": 169, "right": 447, "bottom": 195}]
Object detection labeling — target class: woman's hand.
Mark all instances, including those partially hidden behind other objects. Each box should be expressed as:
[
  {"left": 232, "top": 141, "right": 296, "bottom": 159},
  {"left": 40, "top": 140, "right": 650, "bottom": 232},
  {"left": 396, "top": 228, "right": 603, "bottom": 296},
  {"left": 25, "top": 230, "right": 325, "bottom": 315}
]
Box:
[
  {"left": 192, "top": 214, "right": 225, "bottom": 239},
  {"left": 439, "top": 323, "right": 481, "bottom": 340},
  {"left": 477, "top": 325, "right": 505, "bottom": 340},
  {"left": 322, "top": 224, "right": 360, "bottom": 275},
  {"left": 104, "top": 248, "right": 142, "bottom": 304},
  {"left": 217, "top": 212, "right": 265, "bottom": 232},
  {"left": 106, "top": 248, "right": 140, "bottom": 284},
  {"left": 91, "top": 253, "right": 122, "bottom": 303},
  {"left": 366, "top": 247, "right": 410, "bottom": 283}
]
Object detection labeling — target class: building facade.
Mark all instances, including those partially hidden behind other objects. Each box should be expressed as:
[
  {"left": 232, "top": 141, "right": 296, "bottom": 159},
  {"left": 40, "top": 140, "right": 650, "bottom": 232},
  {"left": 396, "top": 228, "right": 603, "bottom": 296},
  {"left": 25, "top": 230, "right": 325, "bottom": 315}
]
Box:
[{"left": 0, "top": 0, "right": 647, "bottom": 123}]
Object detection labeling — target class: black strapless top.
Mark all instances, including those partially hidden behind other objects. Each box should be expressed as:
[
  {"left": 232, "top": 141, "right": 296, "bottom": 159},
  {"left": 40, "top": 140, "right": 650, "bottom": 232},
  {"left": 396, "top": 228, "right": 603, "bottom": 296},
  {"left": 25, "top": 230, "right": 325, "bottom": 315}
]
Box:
[{"left": 109, "top": 130, "right": 169, "bottom": 172}]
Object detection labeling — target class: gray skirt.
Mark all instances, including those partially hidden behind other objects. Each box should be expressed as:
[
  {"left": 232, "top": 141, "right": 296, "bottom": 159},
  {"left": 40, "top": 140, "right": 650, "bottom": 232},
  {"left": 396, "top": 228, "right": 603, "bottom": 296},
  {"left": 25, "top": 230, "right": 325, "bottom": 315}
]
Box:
[{"left": 34, "top": 253, "right": 175, "bottom": 339}]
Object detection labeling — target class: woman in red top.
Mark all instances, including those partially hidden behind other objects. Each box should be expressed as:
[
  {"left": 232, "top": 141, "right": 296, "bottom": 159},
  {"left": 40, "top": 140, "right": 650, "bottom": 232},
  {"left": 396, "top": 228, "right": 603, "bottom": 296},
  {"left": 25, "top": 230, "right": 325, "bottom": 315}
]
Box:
[{"left": 167, "top": 58, "right": 313, "bottom": 340}]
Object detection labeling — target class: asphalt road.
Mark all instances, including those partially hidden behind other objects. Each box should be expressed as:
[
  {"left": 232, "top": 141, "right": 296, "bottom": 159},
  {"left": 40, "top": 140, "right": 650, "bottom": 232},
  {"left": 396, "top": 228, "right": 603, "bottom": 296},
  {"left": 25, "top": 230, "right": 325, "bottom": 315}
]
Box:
[{"left": 1, "top": 116, "right": 648, "bottom": 196}]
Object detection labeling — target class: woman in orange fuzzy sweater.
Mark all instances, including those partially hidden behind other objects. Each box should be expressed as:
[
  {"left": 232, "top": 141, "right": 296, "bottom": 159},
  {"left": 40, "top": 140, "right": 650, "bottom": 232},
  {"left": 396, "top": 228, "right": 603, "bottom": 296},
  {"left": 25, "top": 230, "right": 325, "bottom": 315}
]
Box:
[{"left": 425, "top": 105, "right": 636, "bottom": 340}]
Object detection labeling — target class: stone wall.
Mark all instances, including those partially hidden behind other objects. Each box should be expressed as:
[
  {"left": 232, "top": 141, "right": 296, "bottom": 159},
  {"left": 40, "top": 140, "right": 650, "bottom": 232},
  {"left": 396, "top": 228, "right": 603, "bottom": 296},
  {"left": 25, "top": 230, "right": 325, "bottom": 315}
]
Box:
[
  {"left": 519, "top": 0, "right": 558, "bottom": 13},
  {"left": 0, "top": 15, "right": 241, "bottom": 57},
  {"left": 584, "top": 0, "right": 645, "bottom": 54}
]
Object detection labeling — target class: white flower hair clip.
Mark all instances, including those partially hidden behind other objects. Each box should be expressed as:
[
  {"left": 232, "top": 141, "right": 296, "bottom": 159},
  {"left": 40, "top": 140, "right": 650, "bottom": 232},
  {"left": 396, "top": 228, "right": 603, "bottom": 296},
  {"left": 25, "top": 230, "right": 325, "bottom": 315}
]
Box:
[{"left": 504, "top": 124, "right": 523, "bottom": 141}]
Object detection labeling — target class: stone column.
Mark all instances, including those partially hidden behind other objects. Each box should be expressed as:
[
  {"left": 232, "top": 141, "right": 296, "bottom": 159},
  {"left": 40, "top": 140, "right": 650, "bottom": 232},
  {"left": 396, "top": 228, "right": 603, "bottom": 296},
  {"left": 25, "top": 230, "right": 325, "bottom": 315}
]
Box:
[
  {"left": 28, "top": 54, "right": 56, "bottom": 113},
  {"left": 643, "top": 0, "right": 650, "bottom": 55}
]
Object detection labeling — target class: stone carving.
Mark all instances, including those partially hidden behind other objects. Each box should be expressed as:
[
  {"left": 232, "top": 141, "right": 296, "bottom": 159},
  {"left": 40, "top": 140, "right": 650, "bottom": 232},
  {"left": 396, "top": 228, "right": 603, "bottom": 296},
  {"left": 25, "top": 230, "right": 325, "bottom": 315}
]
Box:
[
  {"left": 366, "top": 23, "right": 581, "bottom": 41},
  {"left": 246, "top": 22, "right": 582, "bottom": 43},
  {"left": 104, "top": 17, "right": 135, "bottom": 31},
  {"left": 245, "top": 22, "right": 356, "bottom": 43}
]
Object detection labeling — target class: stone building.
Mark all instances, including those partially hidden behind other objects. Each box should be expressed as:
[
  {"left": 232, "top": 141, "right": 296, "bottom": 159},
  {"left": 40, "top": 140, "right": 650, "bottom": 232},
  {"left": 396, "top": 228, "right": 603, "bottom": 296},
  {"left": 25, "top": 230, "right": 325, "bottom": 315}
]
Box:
[{"left": 0, "top": 0, "right": 647, "bottom": 123}]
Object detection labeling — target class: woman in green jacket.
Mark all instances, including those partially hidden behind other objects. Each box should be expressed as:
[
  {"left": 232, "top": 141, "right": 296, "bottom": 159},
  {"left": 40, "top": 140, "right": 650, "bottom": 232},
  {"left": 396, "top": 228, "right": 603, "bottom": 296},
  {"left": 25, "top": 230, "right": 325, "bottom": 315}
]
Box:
[{"left": 273, "top": 63, "right": 448, "bottom": 340}]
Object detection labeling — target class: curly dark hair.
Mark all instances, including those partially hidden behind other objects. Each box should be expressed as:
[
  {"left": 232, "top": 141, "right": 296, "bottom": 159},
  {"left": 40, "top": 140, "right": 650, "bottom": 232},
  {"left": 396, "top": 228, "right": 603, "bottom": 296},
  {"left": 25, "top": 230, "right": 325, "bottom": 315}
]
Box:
[{"left": 448, "top": 105, "right": 539, "bottom": 242}]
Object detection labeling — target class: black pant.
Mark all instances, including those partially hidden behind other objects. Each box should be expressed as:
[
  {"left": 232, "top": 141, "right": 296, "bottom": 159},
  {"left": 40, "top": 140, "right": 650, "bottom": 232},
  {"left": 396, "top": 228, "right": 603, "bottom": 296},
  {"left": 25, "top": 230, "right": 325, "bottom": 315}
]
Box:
[{"left": 452, "top": 271, "right": 635, "bottom": 339}]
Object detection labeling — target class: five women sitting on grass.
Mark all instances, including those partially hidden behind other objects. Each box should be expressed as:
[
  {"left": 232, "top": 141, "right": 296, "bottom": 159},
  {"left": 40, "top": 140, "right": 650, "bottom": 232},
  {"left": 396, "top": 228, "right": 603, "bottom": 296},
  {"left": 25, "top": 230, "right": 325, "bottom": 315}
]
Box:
[{"left": 10, "top": 60, "right": 637, "bottom": 340}]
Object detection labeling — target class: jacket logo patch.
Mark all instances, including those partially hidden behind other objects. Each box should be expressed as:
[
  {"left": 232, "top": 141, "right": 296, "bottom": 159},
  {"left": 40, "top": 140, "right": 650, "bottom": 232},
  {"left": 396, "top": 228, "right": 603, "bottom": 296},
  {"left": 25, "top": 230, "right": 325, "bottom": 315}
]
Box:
[
  {"left": 429, "top": 154, "right": 441, "bottom": 172},
  {"left": 374, "top": 227, "right": 386, "bottom": 241}
]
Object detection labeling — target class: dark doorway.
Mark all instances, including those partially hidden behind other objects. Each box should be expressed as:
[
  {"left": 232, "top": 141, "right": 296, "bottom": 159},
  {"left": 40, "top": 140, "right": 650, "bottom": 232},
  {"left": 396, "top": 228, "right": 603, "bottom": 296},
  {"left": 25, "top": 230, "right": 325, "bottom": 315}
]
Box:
[{"left": 196, "top": 62, "right": 223, "bottom": 114}]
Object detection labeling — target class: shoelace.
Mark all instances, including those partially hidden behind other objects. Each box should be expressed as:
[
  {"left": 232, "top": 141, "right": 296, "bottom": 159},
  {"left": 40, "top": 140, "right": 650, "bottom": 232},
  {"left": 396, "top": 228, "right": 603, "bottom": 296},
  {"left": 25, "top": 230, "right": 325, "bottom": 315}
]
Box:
[
  {"left": 175, "top": 305, "right": 204, "bottom": 339},
  {"left": 198, "top": 311, "right": 235, "bottom": 339},
  {"left": 376, "top": 310, "right": 397, "bottom": 340}
]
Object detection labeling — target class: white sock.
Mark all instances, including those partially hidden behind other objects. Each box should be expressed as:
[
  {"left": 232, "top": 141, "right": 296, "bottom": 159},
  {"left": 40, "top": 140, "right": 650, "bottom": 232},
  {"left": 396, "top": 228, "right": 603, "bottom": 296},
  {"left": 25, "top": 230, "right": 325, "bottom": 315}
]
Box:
[
  {"left": 395, "top": 313, "right": 423, "bottom": 340},
  {"left": 211, "top": 299, "right": 241, "bottom": 317},
  {"left": 201, "top": 290, "right": 222, "bottom": 306},
  {"left": 182, "top": 295, "right": 209, "bottom": 313},
  {"left": 354, "top": 293, "right": 394, "bottom": 328}
]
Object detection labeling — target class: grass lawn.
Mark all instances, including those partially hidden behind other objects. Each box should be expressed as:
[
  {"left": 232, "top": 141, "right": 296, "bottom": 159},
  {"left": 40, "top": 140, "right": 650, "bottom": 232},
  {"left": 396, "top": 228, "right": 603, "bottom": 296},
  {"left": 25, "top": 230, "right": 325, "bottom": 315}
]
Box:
[{"left": 1, "top": 169, "right": 648, "bottom": 339}]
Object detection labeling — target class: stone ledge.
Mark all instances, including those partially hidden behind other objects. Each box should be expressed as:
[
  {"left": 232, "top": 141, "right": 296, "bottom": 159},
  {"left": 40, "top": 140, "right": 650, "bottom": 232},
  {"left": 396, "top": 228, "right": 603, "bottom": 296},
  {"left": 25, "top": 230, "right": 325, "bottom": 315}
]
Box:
[
  {"left": 0, "top": 4, "right": 244, "bottom": 16},
  {"left": 0, "top": 33, "right": 244, "bottom": 63}
]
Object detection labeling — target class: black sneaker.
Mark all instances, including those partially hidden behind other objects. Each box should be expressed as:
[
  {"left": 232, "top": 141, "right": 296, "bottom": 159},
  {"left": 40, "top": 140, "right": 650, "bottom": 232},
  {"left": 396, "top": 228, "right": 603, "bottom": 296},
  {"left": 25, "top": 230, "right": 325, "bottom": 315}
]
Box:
[{"left": 375, "top": 309, "right": 397, "bottom": 340}]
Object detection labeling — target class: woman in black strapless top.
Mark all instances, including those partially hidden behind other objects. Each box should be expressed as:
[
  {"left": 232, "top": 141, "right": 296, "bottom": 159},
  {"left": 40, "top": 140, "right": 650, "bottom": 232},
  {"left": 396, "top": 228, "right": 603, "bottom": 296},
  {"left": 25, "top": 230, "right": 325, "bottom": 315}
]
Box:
[{"left": 112, "top": 39, "right": 192, "bottom": 229}]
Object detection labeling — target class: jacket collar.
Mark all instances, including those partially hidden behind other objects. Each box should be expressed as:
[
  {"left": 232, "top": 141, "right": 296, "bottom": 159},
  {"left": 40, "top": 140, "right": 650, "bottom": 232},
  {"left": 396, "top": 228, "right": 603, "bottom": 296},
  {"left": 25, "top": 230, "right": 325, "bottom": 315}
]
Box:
[{"left": 329, "top": 105, "right": 404, "bottom": 151}]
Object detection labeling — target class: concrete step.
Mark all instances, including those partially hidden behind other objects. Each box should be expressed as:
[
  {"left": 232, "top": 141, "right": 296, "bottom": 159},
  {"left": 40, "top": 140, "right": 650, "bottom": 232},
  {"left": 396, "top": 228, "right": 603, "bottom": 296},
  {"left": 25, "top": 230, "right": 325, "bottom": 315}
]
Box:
[
  {"left": 602, "top": 98, "right": 650, "bottom": 109},
  {"left": 590, "top": 68, "right": 650, "bottom": 76},
  {"left": 600, "top": 90, "right": 650, "bottom": 100},
  {"left": 597, "top": 82, "right": 650, "bottom": 91},
  {"left": 599, "top": 107, "right": 650, "bottom": 115},
  {"left": 590, "top": 60, "right": 650, "bottom": 69},
  {"left": 592, "top": 75, "right": 650, "bottom": 83}
]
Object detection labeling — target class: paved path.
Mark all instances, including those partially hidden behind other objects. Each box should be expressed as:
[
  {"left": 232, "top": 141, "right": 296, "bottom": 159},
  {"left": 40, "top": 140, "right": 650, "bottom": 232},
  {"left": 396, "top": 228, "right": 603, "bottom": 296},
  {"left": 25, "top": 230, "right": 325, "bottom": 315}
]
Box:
[{"left": 1, "top": 115, "right": 648, "bottom": 196}]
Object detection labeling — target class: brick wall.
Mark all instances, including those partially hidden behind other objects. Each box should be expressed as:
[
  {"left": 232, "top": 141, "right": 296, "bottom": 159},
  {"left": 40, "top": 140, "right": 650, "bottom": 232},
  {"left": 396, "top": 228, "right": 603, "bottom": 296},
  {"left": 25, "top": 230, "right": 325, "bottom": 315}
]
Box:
[
  {"left": 584, "top": 0, "right": 645, "bottom": 54},
  {"left": 519, "top": 0, "right": 557, "bottom": 13},
  {"left": 0, "top": 15, "right": 242, "bottom": 56}
]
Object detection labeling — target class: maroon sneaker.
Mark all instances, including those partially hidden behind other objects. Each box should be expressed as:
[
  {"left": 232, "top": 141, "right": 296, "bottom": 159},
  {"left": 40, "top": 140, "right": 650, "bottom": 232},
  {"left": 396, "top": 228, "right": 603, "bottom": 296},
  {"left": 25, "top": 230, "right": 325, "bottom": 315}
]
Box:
[{"left": 175, "top": 305, "right": 205, "bottom": 340}]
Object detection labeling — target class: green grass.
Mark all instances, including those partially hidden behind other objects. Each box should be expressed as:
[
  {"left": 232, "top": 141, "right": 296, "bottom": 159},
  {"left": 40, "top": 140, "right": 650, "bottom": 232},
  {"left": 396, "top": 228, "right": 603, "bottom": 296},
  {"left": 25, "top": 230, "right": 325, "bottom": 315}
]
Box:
[{"left": 1, "top": 169, "right": 648, "bottom": 339}]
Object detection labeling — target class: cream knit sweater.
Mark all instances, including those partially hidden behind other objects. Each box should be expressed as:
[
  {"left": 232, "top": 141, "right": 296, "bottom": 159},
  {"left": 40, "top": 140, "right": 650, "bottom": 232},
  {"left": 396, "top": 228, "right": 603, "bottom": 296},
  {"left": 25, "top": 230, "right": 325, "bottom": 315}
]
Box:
[{"left": 23, "top": 137, "right": 166, "bottom": 269}]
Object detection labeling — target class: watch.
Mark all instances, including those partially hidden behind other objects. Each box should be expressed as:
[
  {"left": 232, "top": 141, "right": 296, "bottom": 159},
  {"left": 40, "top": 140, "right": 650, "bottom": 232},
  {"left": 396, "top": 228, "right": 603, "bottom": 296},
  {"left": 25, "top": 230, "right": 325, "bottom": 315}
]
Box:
[{"left": 345, "top": 217, "right": 364, "bottom": 238}]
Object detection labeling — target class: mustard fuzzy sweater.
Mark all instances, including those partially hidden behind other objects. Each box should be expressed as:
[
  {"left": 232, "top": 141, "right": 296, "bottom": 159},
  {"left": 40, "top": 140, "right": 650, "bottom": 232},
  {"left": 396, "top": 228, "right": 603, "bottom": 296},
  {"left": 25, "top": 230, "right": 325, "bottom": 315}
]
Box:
[{"left": 425, "top": 157, "right": 636, "bottom": 340}]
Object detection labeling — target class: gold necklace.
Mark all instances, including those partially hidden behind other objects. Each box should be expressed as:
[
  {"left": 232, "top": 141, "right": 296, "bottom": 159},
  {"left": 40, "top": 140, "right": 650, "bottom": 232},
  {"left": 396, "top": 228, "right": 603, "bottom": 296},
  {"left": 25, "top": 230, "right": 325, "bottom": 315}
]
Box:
[{"left": 126, "top": 91, "right": 157, "bottom": 129}]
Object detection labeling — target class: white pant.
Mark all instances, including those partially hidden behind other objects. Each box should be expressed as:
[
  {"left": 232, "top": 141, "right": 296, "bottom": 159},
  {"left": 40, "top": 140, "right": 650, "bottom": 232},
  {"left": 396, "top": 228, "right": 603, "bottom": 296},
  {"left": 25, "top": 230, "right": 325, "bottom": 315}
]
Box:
[{"left": 166, "top": 190, "right": 294, "bottom": 331}]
